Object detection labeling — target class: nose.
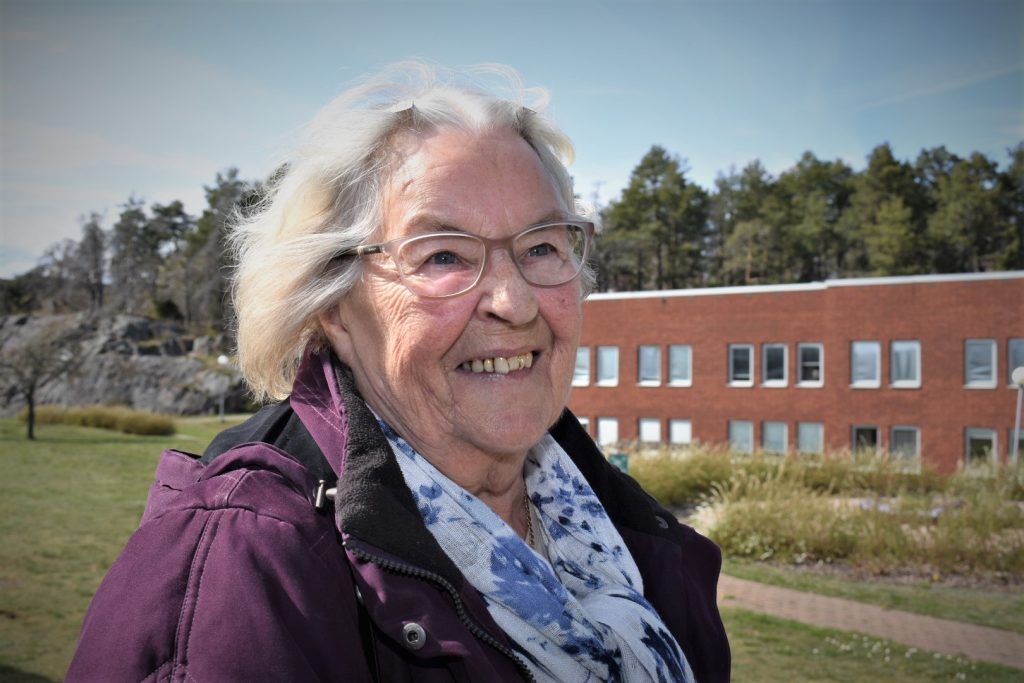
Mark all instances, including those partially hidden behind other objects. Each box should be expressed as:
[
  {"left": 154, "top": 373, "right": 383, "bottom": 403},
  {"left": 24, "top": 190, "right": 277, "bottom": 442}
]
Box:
[{"left": 475, "top": 247, "right": 538, "bottom": 325}]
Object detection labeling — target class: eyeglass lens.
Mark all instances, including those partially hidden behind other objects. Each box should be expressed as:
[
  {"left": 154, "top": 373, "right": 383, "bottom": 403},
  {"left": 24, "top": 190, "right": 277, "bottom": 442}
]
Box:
[{"left": 395, "top": 223, "right": 588, "bottom": 298}]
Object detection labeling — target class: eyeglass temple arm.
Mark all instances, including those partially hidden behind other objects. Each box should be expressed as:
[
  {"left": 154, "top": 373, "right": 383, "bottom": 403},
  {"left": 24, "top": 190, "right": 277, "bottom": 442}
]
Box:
[{"left": 338, "top": 244, "right": 385, "bottom": 258}]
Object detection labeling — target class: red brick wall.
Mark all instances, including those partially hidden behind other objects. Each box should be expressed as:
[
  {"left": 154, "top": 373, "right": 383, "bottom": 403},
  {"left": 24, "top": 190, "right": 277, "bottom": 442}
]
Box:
[{"left": 568, "top": 274, "right": 1024, "bottom": 473}]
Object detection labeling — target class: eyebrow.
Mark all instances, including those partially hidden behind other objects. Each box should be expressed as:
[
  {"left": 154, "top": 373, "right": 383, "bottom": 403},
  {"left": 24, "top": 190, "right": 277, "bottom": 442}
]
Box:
[{"left": 403, "top": 210, "right": 576, "bottom": 236}]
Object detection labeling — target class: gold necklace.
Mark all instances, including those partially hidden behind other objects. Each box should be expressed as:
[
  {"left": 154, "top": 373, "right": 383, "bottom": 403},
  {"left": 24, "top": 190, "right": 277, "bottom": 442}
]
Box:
[{"left": 522, "top": 484, "right": 535, "bottom": 547}]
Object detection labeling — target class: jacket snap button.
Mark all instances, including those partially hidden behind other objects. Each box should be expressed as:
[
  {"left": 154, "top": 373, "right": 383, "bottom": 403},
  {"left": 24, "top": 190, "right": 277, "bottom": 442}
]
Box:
[
  {"left": 655, "top": 516, "right": 669, "bottom": 529},
  {"left": 403, "top": 622, "right": 426, "bottom": 650}
]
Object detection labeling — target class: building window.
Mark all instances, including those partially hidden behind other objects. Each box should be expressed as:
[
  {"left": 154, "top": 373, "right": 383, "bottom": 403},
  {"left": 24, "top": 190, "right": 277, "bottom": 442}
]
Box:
[
  {"left": 851, "top": 341, "right": 881, "bottom": 388},
  {"left": 852, "top": 425, "right": 879, "bottom": 453},
  {"left": 1009, "top": 429, "right": 1024, "bottom": 460},
  {"left": 797, "top": 343, "right": 824, "bottom": 387},
  {"left": 965, "top": 427, "right": 997, "bottom": 466},
  {"left": 596, "top": 417, "right": 619, "bottom": 446},
  {"left": 728, "top": 344, "right": 753, "bottom": 386},
  {"left": 889, "top": 340, "right": 921, "bottom": 388},
  {"left": 638, "top": 345, "right": 661, "bottom": 386},
  {"left": 797, "top": 422, "right": 824, "bottom": 454},
  {"left": 573, "top": 347, "right": 590, "bottom": 386},
  {"left": 762, "top": 421, "right": 787, "bottom": 453},
  {"left": 964, "top": 339, "right": 996, "bottom": 388},
  {"left": 762, "top": 344, "right": 788, "bottom": 387},
  {"left": 891, "top": 426, "right": 920, "bottom": 459},
  {"left": 596, "top": 346, "right": 619, "bottom": 386},
  {"left": 668, "top": 344, "right": 692, "bottom": 386},
  {"left": 638, "top": 418, "right": 661, "bottom": 443},
  {"left": 669, "top": 419, "right": 692, "bottom": 445},
  {"left": 1008, "top": 339, "right": 1024, "bottom": 386},
  {"left": 577, "top": 416, "right": 590, "bottom": 434},
  {"left": 728, "top": 420, "right": 753, "bottom": 453}
]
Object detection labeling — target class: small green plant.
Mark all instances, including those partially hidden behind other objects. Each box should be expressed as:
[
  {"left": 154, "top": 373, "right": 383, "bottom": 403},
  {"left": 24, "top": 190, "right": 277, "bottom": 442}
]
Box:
[{"left": 18, "top": 404, "right": 175, "bottom": 436}]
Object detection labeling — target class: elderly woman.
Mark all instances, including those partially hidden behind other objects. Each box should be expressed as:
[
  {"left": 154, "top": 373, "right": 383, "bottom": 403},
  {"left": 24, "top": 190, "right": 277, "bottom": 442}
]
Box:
[{"left": 69, "top": 63, "right": 729, "bottom": 682}]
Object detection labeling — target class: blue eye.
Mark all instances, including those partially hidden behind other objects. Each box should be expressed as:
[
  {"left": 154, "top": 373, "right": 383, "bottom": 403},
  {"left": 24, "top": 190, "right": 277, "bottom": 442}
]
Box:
[
  {"left": 526, "top": 243, "right": 555, "bottom": 258},
  {"left": 427, "top": 251, "right": 461, "bottom": 266}
]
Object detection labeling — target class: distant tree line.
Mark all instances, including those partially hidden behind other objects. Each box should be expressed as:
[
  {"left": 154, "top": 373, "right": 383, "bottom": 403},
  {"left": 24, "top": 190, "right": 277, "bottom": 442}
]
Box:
[
  {"left": 595, "top": 142, "right": 1023, "bottom": 290},
  {"left": 1, "top": 168, "right": 259, "bottom": 334},
  {"left": 2, "top": 141, "right": 1021, "bottom": 331}
]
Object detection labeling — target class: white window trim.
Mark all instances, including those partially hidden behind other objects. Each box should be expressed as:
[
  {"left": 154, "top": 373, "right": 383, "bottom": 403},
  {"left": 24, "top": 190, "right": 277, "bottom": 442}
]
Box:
[
  {"left": 890, "top": 340, "right": 922, "bottom": 389},
  {"left": 965, "top": 427, "right": 998, "bottom": 466},
  {"left": 1008, "top": 338, "right": 1024, "bottom": 388},
  {"left": 572, "top": 346, "right": 590, "bottom": 387},
  {"left": 637, "top": 345, "right": 662, "bottom": 387},
  {"left": 728, "top": 344, "right": 754, "bottom": 387},
  {"left": 638, "top": 417, "right": 661, "bottom": 443},
  {"left": 964, "top": 339, "right": 997, "bottom": 389},
  {"left": 761, "top": 343, "right": 788, "bottom": 388},
  {"left": 890, "top": 425, "right": 920, "bottom": 459},
  {"left": 797, "top": 422, "right": 824, "bottom": 454},
  {"left": 595, "top": 346, "right": 619, "bottom": 387},
  {"left": 577, "top": 416, "right": 590, "bottom": 435},
  {"left": 796, "top": 343, "right": 824, "bottom": 388},
  {"left": 850, "top": 341, "right": 881, "bottom": 389},
  {"left": 728, "top": 420, "right": 754, "bottom": 453},
  {"left": 667, "top": 344, "right": 693, "bottom": 387},
  {"left": 669, "top": 418, "right": 693, "bottom": 445},
  {"left": 596, "top": 417, "right": 619, "bottom": 446},
  {"left": 762, "top": 421, "right": 788, "bottom": 453}
]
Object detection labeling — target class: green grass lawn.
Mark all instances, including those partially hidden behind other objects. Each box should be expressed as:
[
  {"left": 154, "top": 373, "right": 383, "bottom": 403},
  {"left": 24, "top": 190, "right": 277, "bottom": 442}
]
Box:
[
  {"left": 0, "top": 416, "right": 244, "bottom": 681},
  {"left": 1, "top": 416, "right": 1022, "bottom": 681},
  {"left": 724, "top": 608, "right": 1021, "bottom": 682},
  {"left": 724, "top": 558, "right": 1024, "bottom": 634}
]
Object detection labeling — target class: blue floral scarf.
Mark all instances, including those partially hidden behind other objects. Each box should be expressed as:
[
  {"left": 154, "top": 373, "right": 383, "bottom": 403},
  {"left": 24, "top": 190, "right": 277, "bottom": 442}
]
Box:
[{"left": 381, "top": 420, "right": 694, "bottom": 682}]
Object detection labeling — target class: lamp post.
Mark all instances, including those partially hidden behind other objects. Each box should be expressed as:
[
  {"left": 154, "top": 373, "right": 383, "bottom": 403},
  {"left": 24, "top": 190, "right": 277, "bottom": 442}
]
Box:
[
  {"left": 217, "top": 354, "right": 230, "bottom": 422},
  {"left": 1012, "top": 366, "right": 1024, "bottom": 466}
]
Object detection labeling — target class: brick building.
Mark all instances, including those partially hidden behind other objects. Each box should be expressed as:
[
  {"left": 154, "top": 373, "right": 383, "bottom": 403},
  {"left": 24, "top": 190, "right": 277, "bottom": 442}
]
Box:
[{"left": 568, "top": 271, "right": 1024, "bottom": 473}]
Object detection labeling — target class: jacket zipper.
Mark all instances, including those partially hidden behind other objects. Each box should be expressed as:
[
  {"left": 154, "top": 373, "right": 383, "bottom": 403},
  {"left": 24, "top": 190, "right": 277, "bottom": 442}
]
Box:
[{"left": 343, "top": 541, "right": 536, "bottom": 683}]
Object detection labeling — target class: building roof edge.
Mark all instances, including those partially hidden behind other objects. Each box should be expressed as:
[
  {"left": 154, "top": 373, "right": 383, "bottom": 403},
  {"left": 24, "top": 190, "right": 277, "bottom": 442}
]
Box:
[{"left": 585, "top": 271, "right": 1024, "bottom": 301}]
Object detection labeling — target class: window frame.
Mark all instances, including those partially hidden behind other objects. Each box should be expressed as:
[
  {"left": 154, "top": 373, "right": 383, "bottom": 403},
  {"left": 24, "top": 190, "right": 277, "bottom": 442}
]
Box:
[
  {"left": 638, "top": 417, "right": 661, "bottom": 443},
  {"left": 728, "top": 344, "right": 754, "bottom": 387},
  {"left": 890, "top": 340, "right": 921, "bottom": 389},
  {"left": 797, "top": 422, "right": 824, "bottom": 454},
  {"left": 577, "top": 416, "right": 590, "bottom": 435},
  {"left": 890, "top": 425, "right": 920, "bottom": 460},
  {"left": 669, "top": 418, "right": 692, "bottom": 445},
  {"left": 850, "top": 340, "right": 881, "bottom": 389},
  {"left": 596, "top": 416, "right": 620, "bottom": 446},
  {"left": 572, "top": 346, "right": 590, "bottom": 387},
  {"left": 762, "top": 343, "right": 788, "bottom": 387},
  {"left": 1008, "top": 338, "right": 1024, "bottom": 387},
  {"left": 668, "top": 344, "right": 693, "bottom": 387},
  {"left": 796, "top": 343, "right": 824, "bottom": 388},
  {"left": 637, "top": 345, "right": 662, "bottom": 386},
  {"left": 964, "top": 427, "right": 997, "bottom": 466},
  {"left": 728, "top": 420, "right": 754, "bottom": 453},
  {"left": 964, "top": 339, "right": 997, "bottom": 389},
  {"left": 852, "top": 424, "right": 880, "bottom": 453},
  {"left": 595, "top": 345, "right": 619, "bottom": 387},
  {"left": 762, "top": 421, "right": 788, "bottom": 453}
]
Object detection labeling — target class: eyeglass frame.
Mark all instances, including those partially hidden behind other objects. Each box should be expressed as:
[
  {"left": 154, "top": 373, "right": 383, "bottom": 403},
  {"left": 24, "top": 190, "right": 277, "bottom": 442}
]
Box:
[{"left": 332, "top": 219, "right": 595, "bottom": 299}]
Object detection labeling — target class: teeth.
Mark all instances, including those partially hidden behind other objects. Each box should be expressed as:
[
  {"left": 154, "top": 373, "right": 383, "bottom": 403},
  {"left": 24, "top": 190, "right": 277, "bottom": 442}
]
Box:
[{"left": 462, "top": 352, "right": 535, "bottom": 375}]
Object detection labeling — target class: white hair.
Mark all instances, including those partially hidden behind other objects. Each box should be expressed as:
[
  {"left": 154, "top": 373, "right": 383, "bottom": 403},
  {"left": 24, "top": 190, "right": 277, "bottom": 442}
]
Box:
[{"left": 230, "top": 61, "right": 591, "bottom": 402}]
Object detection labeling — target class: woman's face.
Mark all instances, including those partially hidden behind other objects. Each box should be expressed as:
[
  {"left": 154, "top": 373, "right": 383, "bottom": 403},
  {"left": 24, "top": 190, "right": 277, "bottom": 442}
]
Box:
[{"left": 320, "top": 127, "right": 583, "bottom": 465}]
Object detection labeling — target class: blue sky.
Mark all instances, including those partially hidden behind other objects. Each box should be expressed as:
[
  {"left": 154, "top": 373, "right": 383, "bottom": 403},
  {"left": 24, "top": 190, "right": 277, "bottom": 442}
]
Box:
[{"left": 1, "top": 0, "right": 1021, "bottom": 277}]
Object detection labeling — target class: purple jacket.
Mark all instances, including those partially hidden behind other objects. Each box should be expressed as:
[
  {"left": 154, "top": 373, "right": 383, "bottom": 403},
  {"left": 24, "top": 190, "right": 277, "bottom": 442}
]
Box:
[{"left": 68, "top": 351, "right": 730, "bottom": 681}]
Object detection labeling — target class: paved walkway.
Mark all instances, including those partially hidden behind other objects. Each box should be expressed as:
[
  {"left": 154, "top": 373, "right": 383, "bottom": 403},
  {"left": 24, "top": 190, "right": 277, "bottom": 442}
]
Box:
[{"left": 718, "top": 574, "right": 1024, "bottom": 670}]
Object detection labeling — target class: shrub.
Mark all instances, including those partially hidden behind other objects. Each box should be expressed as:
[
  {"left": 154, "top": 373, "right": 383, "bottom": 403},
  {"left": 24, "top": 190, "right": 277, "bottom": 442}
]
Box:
[
  {"left": 17, "top": 404, "right": 175, "bottom": 436},
  {"left": 629, "top": 444, "right": 733, "bottom": 507}
]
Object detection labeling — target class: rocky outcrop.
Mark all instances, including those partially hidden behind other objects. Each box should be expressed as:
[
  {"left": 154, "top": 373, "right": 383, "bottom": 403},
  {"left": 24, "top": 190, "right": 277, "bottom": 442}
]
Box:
[{"left": 0, "top": 314, "right": 249, "bottom": 415}]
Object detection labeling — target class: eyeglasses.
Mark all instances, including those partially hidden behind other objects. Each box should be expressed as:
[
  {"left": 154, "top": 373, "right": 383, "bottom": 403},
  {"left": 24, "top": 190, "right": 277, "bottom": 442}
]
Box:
[{"left": 335, "top": 220, "right": 594, "bottom": 298}]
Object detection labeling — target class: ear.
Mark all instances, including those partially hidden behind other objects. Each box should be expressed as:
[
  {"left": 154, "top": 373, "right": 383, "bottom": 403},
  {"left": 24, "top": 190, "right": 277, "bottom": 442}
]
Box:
[{"left": 317, "top": 302, "right": 359, "bottom": 367}]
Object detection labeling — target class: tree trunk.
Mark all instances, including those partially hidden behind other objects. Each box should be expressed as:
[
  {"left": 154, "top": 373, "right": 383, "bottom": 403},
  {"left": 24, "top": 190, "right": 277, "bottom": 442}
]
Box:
[{"left": 26, "top": 392, "right": 35, "bottom": 440}]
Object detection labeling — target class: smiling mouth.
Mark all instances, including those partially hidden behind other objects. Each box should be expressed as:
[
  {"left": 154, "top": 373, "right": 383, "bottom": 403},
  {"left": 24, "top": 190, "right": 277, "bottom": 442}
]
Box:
[{"left": 460, "top": 351, "right": 536, "bottom": 375}]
